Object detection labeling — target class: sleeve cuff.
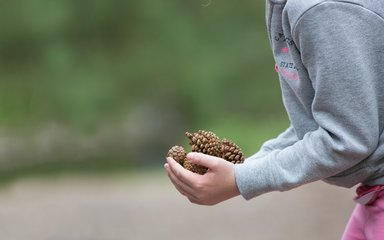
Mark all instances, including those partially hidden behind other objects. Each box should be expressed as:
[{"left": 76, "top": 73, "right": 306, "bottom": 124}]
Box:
[{"left": 234, "top": 155, "right": 276, "bottom": 200}]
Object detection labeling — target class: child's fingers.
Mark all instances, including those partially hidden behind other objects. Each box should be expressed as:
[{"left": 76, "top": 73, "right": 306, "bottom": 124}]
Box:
[
  {"left": 165, "top": 166, "right": 202, "bottom": 204},
  {"left": 165, "top": 158, "right": 197, "bottom": 196},
  {"left": 164, "top": 163, "right": 192, "bottom": 196},
  {"left": 166, "top": 157, "right": 201, "bottom": 186},
  {"left": 164, "top": 163, "right": 186, "bottom": 195},
  {"left": 187, "top": 152, "right": 223, "bottom": 170}
]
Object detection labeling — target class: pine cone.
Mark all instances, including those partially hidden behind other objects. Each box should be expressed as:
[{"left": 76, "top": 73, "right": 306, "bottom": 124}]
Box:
[
  {"left": 167, "top": 145, "right": 186, "bottom": 165},
  {"left": 185, "top": 130, "right": 221, "bottom": 157},
  {"left": 220, "top": 139, "right": 245, "bottom": 164},
  {"left": 167, "top": 129, "right": 245, "bottom": 175},
  {"left": 183, "top": 158, "right": 208, "bottom": 175}
]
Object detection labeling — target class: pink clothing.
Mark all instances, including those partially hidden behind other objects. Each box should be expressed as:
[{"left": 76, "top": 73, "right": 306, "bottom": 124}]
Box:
[{"left": 342, "top": 186, "right": 384, "bottom": 240}]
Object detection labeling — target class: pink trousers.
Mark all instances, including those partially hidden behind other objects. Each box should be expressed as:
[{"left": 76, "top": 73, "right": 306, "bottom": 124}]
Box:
[{"left": 342, "top": 189, "right": 384, "bottom": 240}]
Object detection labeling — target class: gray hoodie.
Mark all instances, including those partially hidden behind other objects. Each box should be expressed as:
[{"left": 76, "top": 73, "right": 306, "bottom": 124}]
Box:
[{"left": 235, "top": 0, "right": 384, "bottom": 200}]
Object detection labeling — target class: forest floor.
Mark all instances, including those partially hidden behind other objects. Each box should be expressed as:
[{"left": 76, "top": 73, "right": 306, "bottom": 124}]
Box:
[{"left": 0, "top": 171, "right": 355, "bottom": 240}]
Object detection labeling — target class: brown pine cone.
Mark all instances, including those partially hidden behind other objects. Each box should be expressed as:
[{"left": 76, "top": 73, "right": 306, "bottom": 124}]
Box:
[
  {"left": 220, "top": 138, "right": 245, "bottom": 164},
  {"left": 167, "top": 129, "right": 245, "bottom": 175},
  {"left": 167, "top": 145, "right": 187, "bottom": 165},
  {"left": 185, "top": 130, "right": 221, "bottom": 157}
]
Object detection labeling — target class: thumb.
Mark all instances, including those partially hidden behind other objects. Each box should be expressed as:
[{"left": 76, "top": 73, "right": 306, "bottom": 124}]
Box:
[{"left": 186, "top": 152, "right": 223, "bottom": 170}]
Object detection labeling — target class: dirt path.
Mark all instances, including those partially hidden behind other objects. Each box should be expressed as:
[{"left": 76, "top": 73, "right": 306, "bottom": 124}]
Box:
[{"left": 0, "top": 172, "right": 355, "bottom": 240}]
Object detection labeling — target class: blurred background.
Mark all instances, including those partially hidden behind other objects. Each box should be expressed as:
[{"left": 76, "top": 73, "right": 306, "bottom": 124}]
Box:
[
  {"left": 0, "top": 0, "right": 355, "bottom": 239},
  {"left": 0, "top": 0, "right": 287, "bottom": 178}
]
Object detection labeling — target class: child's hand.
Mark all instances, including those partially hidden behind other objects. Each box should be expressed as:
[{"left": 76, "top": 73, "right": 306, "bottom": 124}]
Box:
[{"left": 164, "top": 152, "right": 240, "bottom": 205}]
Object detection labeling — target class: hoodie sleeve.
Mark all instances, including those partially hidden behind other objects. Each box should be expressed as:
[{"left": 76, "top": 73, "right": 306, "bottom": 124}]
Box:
[
  {"left": 235, "top": 2, "right": 384, "bottom": 200},
  {"left": 245, "top": 125, "right": 298, "bottom": 161}
]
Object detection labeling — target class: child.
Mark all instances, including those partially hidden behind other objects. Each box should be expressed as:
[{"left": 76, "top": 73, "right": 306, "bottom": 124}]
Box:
[{"left": 165, "top": 0, "right": 384, "bottom": 239}]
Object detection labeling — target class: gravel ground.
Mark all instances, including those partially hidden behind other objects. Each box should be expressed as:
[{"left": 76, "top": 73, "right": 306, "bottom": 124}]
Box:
[{"left": 0, "top": 172, "right": 355, "bottom": 240}]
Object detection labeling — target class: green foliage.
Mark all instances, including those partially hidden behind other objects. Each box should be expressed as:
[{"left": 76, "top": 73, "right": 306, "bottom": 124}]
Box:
[
  {"left": 0, "top": 0, "right": 284, "bottom": 130},
  {"left": 0, "top": 0, "right": 289, "bottom": 175}
]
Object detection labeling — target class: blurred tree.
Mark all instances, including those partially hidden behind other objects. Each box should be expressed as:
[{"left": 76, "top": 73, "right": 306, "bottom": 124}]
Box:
[{"left": 0, "top": 0, "right": 287, "bottom": 174}]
